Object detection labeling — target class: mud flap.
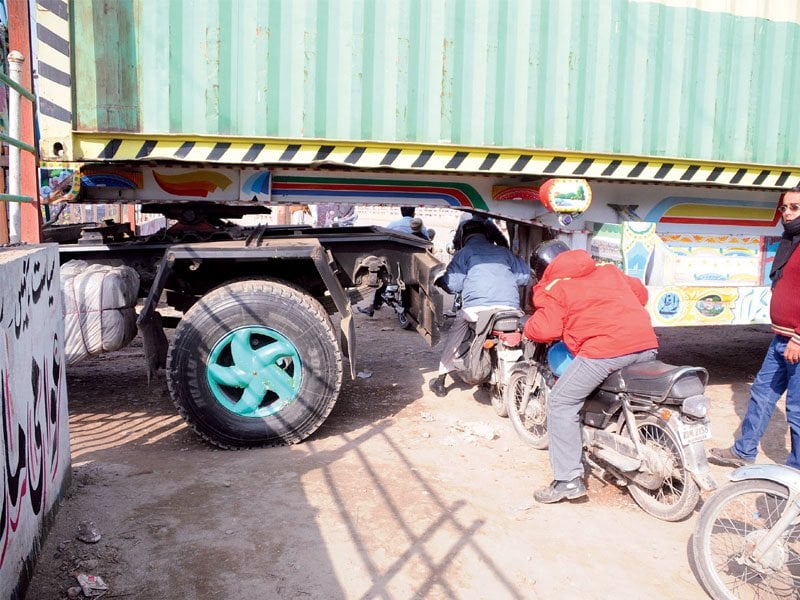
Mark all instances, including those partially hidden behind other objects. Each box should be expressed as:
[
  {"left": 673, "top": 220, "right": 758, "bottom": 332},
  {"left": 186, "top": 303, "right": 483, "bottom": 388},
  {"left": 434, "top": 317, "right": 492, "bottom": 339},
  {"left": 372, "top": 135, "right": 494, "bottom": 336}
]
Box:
[
  {"left": 406, "top": 252, "right": 445, "bottom": 346},
  {"left": 313, "top": 249, "right": 358, "bottom": 379},
  {"left": 683, "top": 439, "right": 718, "bottom": 491}
]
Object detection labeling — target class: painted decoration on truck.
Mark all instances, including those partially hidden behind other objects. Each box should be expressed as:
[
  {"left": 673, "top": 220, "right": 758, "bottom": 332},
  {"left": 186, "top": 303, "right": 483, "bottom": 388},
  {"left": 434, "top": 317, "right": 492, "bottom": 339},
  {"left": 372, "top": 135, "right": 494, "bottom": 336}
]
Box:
[
  {"left": 645, "top": 197, "right": 781, "bottom": 227},
  {"left": 621, "top": 222, "right": 658, "bottom": 283},
  {"left": 647, "top": 286, "right": 770, "bottom": 326},
  {"left": 80, "top": 167, "right": 143, "bottom": 190},
  {"left": 592, "top": 224, "right": 772, "bottom": 288},
  {"left": 659, "top": 233, "right": 766, "bottom": 286},
  {"left": 39, "top": 168, "right": 79, "bottom": 203},
  {"left": 153, "top": 170, "right": 233, "bottom": 197},
  {"left": 255, "top": 174, "right": 489, "bottom": 210}
]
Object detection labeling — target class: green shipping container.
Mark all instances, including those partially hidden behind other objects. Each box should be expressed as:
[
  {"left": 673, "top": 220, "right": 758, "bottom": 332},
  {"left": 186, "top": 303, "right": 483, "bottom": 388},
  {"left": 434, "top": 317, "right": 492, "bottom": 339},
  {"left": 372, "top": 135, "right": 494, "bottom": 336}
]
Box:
[{"left": 34, "top": 0, "right": 800, "bottom": 170}]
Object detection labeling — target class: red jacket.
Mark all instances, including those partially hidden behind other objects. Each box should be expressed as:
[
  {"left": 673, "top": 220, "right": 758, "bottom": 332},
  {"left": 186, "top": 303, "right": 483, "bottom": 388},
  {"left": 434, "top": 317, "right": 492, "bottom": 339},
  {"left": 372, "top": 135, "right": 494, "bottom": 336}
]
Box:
[
  {"left": 770, "top": 244, "right": 800, "bottom": 344},
  {"left": 524, "top": 250, "right": 658, "bottom": 359}
]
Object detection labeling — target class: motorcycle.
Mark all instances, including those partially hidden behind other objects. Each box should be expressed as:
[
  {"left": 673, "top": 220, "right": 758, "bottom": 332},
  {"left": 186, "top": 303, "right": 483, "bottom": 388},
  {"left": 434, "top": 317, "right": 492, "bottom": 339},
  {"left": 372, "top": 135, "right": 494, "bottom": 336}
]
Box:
[
  {"left": 691, "top": 464, "right": 800, "bottom": 599},
  {"left": 444, "top": 304, "right": 527, "bottom": 416},
  {"left": 378, "top": 282, "right": 414, "bottom": 330},
  {"left": 506, "top": 340, "right": 717, "bottom": 521},
  {"left": 377, "top": 227, "right": 437, "bottom": 330}
]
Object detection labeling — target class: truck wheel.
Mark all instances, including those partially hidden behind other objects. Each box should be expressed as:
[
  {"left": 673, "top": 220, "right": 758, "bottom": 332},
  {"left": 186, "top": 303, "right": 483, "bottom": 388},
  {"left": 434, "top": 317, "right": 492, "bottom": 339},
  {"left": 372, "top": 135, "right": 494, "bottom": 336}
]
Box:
[{"left": 167, "top": 279, "right": 342, "bottom": 448}]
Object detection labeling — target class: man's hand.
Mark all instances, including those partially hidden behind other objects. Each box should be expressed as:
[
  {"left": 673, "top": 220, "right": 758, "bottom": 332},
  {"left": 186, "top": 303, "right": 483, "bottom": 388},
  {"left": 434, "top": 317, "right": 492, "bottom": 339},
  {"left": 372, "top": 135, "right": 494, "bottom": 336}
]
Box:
[{"left": 786, "top": 338, "right": 800, "bottom": 364}]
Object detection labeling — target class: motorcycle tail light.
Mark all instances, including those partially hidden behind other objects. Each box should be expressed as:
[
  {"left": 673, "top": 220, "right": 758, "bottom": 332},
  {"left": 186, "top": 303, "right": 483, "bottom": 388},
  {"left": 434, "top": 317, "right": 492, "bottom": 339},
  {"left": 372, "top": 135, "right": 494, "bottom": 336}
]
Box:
[
  {"left": 659, "top": 408, "right": 672, "bottom": 421},
  {"left": 682, "top": 394, "right": 709, "bottom": 419},
  {"left": 496, "top": 331, "right": 522, "bottom": 347}
]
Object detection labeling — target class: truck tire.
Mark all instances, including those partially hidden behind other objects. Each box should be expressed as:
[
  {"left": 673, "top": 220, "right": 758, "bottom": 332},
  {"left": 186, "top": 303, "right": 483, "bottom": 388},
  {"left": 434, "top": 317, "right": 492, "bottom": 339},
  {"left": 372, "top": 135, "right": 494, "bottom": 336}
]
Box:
[{"left": 166, "top": 279, "right": 342, "bottom": 448}]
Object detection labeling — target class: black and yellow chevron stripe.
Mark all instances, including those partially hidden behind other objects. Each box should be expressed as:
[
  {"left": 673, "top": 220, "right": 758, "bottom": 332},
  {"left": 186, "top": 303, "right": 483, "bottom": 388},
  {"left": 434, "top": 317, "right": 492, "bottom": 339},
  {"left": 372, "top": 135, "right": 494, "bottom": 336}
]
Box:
[{"left": 69, "top": 133, "right": 800, "bottom": 190}]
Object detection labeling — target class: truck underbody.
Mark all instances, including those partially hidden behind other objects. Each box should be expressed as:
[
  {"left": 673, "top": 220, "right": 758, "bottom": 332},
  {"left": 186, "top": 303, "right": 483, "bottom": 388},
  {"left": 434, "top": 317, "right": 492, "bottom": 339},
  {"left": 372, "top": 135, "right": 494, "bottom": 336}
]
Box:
[{"left": 53, "top": 201, "right": 447, "bottom": 448}]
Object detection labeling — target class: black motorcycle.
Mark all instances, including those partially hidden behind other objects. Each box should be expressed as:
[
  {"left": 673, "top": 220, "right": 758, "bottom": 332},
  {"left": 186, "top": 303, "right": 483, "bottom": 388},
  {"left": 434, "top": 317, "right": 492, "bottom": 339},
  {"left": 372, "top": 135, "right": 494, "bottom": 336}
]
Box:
[
  {"left": 444, "top": 305, "right": 527, "bottom": 415},
  {"left": 506, "top": 340, "right": 717, "bottom": 521}
]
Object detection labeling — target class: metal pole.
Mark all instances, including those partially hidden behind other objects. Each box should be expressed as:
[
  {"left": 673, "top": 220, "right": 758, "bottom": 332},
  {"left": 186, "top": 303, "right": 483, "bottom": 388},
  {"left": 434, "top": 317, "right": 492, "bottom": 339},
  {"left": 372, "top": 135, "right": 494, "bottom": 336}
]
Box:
[{"left": 7, "top": 50, "right": 23, "bottom": 243}]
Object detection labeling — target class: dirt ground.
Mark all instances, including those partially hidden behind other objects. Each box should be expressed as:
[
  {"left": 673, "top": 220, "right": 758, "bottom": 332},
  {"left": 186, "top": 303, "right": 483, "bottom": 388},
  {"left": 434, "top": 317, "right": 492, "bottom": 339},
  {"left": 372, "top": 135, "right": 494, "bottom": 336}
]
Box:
[{"left": 21, "top": 307, "right": 789, "bottom": 599}]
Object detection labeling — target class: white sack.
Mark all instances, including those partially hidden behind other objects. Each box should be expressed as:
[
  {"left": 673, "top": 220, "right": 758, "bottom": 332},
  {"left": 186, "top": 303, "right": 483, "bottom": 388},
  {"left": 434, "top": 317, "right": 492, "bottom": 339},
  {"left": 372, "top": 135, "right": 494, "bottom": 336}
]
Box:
[{"left": 61, "top": 260, "right": 140, "bottom": 365}]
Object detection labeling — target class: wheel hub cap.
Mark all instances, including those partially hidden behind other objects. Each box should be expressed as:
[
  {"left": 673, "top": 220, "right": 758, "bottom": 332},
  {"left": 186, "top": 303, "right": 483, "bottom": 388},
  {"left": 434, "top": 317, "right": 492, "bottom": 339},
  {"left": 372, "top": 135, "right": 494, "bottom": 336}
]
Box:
[{"left": 206, "top": 326, "right": 302, "bottom": 417}]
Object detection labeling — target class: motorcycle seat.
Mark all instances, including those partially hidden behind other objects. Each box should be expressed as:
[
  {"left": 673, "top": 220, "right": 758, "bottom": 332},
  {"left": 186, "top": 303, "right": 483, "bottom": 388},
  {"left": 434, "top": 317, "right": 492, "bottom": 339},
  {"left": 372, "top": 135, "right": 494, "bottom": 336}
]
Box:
[
  {"left": 491, "top": 309, "right": 525, "bottom": 332},
  {"left": 600, "top": 360, "right": 707, "bottom": 400}
]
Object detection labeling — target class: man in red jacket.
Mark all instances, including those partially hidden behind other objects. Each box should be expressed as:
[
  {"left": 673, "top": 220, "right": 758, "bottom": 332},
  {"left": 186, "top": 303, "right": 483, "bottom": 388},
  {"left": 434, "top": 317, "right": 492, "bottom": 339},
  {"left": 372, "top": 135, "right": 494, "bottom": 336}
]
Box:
[
  {"left": 524, "top": 240, "right": 659, "bottom": 503},
  {"left": 709, "top": 187, "right": 800, "bottom": 469}
]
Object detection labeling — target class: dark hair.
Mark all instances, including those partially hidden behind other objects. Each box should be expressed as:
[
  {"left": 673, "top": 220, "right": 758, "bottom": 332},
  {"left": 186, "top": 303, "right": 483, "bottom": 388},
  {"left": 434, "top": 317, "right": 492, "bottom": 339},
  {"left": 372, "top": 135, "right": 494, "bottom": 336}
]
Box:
[
  {"left": 778, "top": 185, "right": 800, "bottom": 206},
  {"left": 400, "top": 206, "right": 416, "bottom": 218}
]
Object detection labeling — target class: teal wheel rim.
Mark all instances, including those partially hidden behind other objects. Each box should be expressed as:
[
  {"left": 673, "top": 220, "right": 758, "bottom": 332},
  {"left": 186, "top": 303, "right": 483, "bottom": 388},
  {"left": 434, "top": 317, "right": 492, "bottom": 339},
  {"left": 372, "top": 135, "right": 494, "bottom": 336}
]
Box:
[{"left": 206, "top": 326, "right": 302, "bottom": 417}]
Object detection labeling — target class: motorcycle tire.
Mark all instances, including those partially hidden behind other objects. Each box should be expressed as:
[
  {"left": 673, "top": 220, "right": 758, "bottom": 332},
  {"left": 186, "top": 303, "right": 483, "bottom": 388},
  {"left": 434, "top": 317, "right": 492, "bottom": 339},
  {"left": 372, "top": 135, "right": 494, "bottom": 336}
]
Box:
[
  {"left": 691, "top": 478, "right": 799, "bottom": 600},
  {"left": 626, "top": 416, "right": 699, "bottom": 522},
  {"left": 167, "top": 279, "right": 342, "bottom": 448},
  {"left": 505, "top": 367, "right": 548, "bottom": 449},
  {"left": 490, "top": 384, "right": 508, "bottom": 417},
  {"left": 397, "top": 311, "right": 414, "bottom": 330}
]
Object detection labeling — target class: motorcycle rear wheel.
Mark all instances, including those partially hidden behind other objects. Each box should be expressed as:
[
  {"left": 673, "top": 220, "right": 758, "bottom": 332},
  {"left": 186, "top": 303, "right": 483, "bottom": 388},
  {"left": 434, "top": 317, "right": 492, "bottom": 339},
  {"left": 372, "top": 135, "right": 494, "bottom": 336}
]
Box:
[
  {"left": 626, "top": 416, "right": 699, "bottom": 521},
  {"left": 505, "top": 367, "right": 548, "bottom": 449},
  {"left": 691, "top": 479, "right": 800, "bottom": 600}
]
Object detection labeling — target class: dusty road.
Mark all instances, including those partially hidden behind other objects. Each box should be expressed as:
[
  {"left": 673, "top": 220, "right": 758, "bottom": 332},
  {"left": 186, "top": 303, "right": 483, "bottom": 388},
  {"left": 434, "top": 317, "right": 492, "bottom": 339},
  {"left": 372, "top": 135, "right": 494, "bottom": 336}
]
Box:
[{"left": 22, "top": 313, "right": 788, "bottom": 599}]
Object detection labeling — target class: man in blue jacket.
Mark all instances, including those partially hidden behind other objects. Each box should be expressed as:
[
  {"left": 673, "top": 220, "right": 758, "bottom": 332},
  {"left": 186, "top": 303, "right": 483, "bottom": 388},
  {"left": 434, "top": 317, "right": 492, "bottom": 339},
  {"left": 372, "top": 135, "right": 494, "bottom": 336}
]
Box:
[{"left": 429, "top": 218, "right": 530, "bottom": 397}]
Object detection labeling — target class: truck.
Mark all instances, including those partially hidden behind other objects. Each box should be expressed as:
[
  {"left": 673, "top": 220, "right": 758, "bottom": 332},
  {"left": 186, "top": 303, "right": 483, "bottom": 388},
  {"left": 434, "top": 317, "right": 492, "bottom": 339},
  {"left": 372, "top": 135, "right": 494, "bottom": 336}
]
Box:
[{"left": 6, "top": 0, "right": 800, "bottom": 448}]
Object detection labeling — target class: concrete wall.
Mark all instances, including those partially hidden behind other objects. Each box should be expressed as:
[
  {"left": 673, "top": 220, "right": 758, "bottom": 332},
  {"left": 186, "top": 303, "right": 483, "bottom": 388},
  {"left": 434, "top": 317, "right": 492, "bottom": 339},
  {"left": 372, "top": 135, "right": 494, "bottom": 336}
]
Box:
[{"left": 0, "top": 245, "right": 71, "bottom": 598}]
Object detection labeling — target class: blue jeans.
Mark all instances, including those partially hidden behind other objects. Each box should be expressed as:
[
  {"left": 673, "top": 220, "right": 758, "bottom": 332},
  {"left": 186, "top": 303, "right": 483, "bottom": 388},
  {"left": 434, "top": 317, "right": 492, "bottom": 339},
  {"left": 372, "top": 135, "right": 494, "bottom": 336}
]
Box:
[{"left": 733, "top": 335, "right": 800, "bottom": 468}]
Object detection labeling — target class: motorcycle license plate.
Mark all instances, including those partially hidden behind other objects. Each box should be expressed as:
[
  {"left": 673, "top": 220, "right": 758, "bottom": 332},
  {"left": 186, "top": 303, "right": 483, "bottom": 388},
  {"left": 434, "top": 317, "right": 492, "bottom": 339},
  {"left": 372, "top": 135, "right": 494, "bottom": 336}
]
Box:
[{"left": 678, "top": 421, "right": 711, "bottom": 445}]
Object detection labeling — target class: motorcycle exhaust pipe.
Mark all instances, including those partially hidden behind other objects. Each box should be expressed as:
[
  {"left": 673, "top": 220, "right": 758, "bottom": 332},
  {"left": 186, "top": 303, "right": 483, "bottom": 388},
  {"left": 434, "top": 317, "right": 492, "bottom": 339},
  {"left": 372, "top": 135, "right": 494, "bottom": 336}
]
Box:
[{"left": 587, "top": 428, "right": 639, "bottom": 459}]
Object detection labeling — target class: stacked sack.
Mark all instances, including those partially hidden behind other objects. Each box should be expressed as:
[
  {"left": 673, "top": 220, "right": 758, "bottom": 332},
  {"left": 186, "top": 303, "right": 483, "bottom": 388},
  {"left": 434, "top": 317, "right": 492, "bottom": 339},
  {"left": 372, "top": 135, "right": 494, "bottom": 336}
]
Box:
[{"left": 60, "top": 260, "right": 140, "bottom": 365}]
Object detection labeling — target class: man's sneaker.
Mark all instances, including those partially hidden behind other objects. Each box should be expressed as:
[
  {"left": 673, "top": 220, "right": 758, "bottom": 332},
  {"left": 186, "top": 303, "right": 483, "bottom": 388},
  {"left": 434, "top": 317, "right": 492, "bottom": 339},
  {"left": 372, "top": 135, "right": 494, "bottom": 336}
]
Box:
[
  {"left": 708, "top": 446, "right": 754, "bottom": 468},
  {"left": 357, "top": 306, "right": 374, "bottom": 317},
  {"left": 429, "top": 377, "right": 447, "bottom": 397},
  {"left": 533, "top": 478, "right": 587, "bottom": 504}
]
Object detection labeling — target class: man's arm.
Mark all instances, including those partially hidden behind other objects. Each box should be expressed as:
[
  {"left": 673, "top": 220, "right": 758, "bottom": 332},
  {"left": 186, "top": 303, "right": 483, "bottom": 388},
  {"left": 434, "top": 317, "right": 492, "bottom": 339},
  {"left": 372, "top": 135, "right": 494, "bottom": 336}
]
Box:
[
  {"left": 511, "top": 254, "right": 532, "bottom": 286},
  {"left": 443, "top": 253, "right": 467, "bottom": 293},
  {"left": 523, "top": 292, "right": 565, "bottom": 343},
  {"left": 625, "top": 274, "right": 649, "bottom": 306}
]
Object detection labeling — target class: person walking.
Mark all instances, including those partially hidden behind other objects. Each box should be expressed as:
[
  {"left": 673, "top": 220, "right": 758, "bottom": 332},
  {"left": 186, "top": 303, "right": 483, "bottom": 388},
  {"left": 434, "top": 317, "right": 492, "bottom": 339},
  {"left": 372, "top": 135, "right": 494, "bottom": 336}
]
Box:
[
  {"left": 709, "top": 187, "right": 800, "bottom": 469},
  {"left": 358, "top": 207, "right": 431, "bottom": 317}
]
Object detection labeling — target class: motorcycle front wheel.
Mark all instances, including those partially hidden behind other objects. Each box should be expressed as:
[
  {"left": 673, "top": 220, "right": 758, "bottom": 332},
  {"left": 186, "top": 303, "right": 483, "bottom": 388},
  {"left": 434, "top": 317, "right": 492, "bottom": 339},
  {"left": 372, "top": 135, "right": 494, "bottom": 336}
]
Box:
[
  {"left": 691, "top": 479, "right": 800, "bottom": 600},
  {"left": 505, "top": 367, "right": 549, "bottom": 449},
  {"left": 626, "top": 416, "right": 699, "bottom": 521}
]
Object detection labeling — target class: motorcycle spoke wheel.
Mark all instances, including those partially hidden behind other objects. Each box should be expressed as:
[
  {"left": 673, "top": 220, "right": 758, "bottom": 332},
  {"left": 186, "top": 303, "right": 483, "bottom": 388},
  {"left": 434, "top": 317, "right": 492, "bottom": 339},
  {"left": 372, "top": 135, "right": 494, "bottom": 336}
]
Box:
[
  {"left": 505, "top": 368, "right": 548, "bottom": 449},
  {"left": 691, "top": 479, "right": 800, "bottom": 600},
  {"left": 627, "top": 416, "right": 699, "bottom": 522}
]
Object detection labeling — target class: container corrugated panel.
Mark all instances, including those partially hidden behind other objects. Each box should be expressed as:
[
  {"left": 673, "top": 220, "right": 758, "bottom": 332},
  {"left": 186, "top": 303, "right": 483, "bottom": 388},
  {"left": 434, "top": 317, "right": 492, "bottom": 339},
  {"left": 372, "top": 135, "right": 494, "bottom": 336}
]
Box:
[{"left": 71, "top": 0, "right": 800, "bottom": 166}]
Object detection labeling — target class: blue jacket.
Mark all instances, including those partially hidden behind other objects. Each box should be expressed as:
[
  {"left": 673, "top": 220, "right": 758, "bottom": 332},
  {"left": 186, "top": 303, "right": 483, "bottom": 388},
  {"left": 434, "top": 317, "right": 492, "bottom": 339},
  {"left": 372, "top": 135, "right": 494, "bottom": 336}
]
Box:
[
  {"left": 386, "top": 216, "right": 430, "bottom": 240},
  {"left": 443, "top": 236, "right": 531, "bottom": 308}
]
